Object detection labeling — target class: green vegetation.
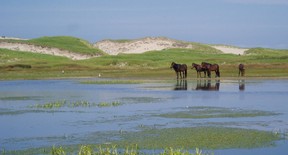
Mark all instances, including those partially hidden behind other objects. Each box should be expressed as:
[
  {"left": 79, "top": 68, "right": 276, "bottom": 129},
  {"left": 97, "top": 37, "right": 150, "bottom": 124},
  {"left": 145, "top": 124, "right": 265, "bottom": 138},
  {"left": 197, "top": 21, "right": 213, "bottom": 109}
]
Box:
[
  {"left": 115, "top": 127, "right": 280, "bottom": 149},
  {"left": 158, "top": 106, "right": 279, "bottom": 119},
  {"left": 1, "top": 36, "right": 288, "bottom": 80},
  {"left": 2, "top": 126, "right": 281, "bottom": 154},
  {"left": 30, "top": 100, "right": 122, "bottom": 109},
  {"left": 0, "top": 36, "right": 104, "bottom": 56},
  {"left": 5, "top": 145, "right": 208, "bottom": 155}
]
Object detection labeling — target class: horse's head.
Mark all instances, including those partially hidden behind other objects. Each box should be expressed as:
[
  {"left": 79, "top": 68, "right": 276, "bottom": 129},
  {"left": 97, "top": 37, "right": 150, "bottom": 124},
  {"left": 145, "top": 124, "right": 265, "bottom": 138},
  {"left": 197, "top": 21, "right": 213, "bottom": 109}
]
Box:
[
  {"left": 191, "top": 63, "right": 196, "bottom": 69},
  {"left": 170, "top": 62, "right": 176, "bottom": 69},
  {"left": 201, "top": 62, "right": 211, "bottom": 69}
]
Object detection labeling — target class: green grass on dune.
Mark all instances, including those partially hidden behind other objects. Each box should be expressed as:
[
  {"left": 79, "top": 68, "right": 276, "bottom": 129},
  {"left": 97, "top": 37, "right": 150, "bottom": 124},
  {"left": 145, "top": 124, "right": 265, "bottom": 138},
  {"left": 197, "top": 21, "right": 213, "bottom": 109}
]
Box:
[
  {"left": 1, "top": 36, "right": 288, "bottom": 79},
  {"left": 0, "top": 36, "right": 105, "bottom": 56}
]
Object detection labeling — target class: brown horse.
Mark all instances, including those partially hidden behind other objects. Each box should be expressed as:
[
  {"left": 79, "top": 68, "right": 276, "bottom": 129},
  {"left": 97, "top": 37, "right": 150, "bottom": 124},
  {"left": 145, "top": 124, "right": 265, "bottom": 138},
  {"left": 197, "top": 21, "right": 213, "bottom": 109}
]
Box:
[
  {"left": 170, "top": 62, "right": 187, "bottom": 79},
  {"left": 201, "top": 62, "right": 220, "bottom": 78},
  {"left": 191, "top": 63, "right": 207, "bottom": 78},
  {"left": 238, "top": 64, "right": 245, "bottom": 77}
]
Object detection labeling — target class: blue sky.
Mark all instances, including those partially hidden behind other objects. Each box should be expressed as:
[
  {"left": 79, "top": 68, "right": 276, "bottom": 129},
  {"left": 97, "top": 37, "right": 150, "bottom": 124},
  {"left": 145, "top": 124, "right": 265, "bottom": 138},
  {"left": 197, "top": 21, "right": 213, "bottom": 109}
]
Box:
[{"left": 1, "top": 0, "right": 288, "bottom": 48}]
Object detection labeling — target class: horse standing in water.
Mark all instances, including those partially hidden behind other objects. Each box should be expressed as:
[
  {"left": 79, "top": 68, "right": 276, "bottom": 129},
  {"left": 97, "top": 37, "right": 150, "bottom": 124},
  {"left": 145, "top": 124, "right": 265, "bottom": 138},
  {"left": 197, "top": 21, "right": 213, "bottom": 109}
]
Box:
[
  {"left": 238, "top": 64, "right": 245, "bottom": 77},
  {"left": 191, "top": 63, "right": 207, "bottom": 78},
  {"left": 201, "top": 62, "right": 220, "bottom": 78},
  {"left": 170, "top": 62, "right": 187, "bottom": 79}
]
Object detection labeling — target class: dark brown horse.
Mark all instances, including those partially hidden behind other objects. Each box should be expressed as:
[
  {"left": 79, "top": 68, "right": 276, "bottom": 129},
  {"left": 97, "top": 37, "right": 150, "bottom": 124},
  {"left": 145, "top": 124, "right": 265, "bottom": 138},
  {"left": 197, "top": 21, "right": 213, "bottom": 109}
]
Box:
[
  {"left": 191, "top": 63, "right": 207, "bottom": 78},
  {"left": 170, "top": 62, "right": 187, "bottom": 79},
  {"left": 201, "top": 62, "right": 220, "bottom": 78},
  {"left": 238, "top": 64, "right": 245, "bottom": 77}
]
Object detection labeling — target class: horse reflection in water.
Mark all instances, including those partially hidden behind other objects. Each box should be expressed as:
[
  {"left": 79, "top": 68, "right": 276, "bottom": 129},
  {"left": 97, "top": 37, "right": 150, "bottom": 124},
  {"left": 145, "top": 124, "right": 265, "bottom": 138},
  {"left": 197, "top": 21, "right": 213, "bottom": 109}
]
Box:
[
  {"left": 195, "top": 80, "right": 220, "bottom": 91},
  {"left": 239, "top": 79, "right": 245, "bottom": 91},
  {"left": 174, "top": 79, "right": 187, "bottom": 90}
]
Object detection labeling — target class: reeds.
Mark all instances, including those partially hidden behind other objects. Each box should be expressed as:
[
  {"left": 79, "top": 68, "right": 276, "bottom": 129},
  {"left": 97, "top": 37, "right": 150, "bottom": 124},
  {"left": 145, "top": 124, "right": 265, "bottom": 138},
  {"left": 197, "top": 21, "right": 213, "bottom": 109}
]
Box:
[
  {"left": 50, "top": 145, "right": 207, "bottom": 155},
  {"left": 30, "top": 100, "right": 122, "bottom": 109}
]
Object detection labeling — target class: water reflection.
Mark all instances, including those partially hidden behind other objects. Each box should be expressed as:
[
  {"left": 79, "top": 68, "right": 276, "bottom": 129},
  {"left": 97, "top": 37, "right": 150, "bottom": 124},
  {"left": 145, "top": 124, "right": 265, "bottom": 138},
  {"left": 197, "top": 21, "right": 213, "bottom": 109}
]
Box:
[
  {"left": 195, "top": 80, "right": 220, "bottom": 91},
  {"left": 239, "top": 79, "right": 245, "bottom": 91},
  {"left": 174, "top": 79, "right": 187, "bottom": 90}
]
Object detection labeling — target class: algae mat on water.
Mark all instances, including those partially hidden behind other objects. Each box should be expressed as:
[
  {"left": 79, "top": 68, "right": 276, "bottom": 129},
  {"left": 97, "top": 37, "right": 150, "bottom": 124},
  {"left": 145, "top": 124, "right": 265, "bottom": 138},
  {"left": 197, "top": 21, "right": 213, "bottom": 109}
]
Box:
[
  {"left": 157, "top": 106, "right": 279, "bottom": 119},
  {"left": 116, "top": 127, "right": 280, "bottom": 149}
]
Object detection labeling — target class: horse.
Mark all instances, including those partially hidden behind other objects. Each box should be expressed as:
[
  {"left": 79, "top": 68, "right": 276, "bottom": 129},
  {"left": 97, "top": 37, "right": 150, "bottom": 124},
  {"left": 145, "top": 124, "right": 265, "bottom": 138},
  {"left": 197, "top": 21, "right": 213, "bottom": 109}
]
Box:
[
  {"left": 238, "top": 64, "right": 245, "bottom": 77},
  {"left": 191, "top": 63, "right": 207, "bottom": 78},
  {"left": 170, "top": 62, "right": 187, "bottom": 79},
  {"left": 201, "top": 62, "right": 220, "bottom": 78}
]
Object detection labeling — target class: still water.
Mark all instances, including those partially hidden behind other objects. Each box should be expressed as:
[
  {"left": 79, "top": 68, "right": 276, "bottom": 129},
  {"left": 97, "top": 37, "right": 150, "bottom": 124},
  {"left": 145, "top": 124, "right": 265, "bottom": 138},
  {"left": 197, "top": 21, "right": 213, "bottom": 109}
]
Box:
[{"left": 0, "top": 79, "right": 287, "bottom": 154}]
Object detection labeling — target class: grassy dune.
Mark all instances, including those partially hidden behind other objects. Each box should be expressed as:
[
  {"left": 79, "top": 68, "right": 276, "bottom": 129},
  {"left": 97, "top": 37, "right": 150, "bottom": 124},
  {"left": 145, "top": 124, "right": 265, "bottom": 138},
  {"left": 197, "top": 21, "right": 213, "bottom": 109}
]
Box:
[
  {"left": 1, "top": 36, "right": 288, "bottom": 79},
  {"left": 0, "top": 36, "right": 104, "bottom": 56}
]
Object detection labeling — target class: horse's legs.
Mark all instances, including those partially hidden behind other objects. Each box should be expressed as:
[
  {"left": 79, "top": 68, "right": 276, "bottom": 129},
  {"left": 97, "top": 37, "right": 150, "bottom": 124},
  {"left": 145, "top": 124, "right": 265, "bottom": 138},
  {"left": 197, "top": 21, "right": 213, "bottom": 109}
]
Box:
[{"left": 207, "top": 71, "right": 211, "bottom": 78}]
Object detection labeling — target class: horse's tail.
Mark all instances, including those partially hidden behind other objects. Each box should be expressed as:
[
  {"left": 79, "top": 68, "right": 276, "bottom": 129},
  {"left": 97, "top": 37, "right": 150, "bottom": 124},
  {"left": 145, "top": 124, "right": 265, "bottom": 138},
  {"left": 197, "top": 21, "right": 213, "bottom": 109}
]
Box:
[
  {"left": 217, "top": 65, "right": 220, "bottom": 77},
  {"left": 184, "top": 64, "right": 188, "bottom": 78},
  {"left": 217, "top": 70, "right": 220, "bottom": 77}
]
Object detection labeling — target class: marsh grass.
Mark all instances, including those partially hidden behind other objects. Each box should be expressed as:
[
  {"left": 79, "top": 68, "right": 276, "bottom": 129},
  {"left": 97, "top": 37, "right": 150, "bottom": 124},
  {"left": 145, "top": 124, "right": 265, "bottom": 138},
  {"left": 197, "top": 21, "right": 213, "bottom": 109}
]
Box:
[
  {"left": 13, "top": 145, "right": 208, "bottom": 155},
  {"left": 30, "top": 100, "right": 122, "bottom": 109},
  {"left": 3, "top": 127, "right": 283, "bottom": 155},
  {"left": 116, "top": 127, "right": 281, "bottom": 149},
  {"left": 51, "top": 145, "right": 65, "bottom": 155}
]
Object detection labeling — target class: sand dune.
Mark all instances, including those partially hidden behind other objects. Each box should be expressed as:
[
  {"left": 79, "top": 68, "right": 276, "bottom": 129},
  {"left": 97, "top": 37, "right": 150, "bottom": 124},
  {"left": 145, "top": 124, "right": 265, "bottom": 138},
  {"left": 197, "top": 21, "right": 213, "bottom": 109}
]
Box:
[
  {"left": 94, "top": 37, "right": 193, "bottom": 55},
  {"left": 0, "top": 42, "right": 95, "bottom": 60},
  {"left": 0, "top": 37, "right": 249, "bottom": 60}
]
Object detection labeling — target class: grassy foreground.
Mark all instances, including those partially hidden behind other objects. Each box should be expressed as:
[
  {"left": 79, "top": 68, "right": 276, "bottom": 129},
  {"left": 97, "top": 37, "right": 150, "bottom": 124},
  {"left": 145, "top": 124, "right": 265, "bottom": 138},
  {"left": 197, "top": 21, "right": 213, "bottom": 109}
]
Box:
[
  {"left": 1, "top": 36, "right": 288, "bottom": 80},
  {"left": 3, "top": 126, "right": 281, "bottom": 155}
]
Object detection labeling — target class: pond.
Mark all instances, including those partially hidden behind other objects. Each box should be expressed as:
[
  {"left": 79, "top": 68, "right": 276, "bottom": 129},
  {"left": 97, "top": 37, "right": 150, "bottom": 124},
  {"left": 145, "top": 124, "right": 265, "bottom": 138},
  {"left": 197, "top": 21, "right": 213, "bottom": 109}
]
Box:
[{"left": 0, "top": 79, "right": 288, "bottom": 154}]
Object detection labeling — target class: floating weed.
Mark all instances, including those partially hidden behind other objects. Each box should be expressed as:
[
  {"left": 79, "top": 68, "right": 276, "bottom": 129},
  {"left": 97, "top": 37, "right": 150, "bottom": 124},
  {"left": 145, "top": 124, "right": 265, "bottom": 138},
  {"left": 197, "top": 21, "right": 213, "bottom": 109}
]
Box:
[
  {"left": 98, "top": 102, "right": 111, "bottom": 107},
  {"left": 160, "top": 147, "right": 206, "bottom": 155},
  {"left": 115, "top": 127, "right": 281, "bottom": 149},
  {"left": 30, "top": 100, "right": 122, "bottom": 109},
  {"left": 97, "top": 101, "right": 122, "bottom": 107},
  {"left": 158, "top": 106, "right": 279, "bottom": 119},
  {"left": 32, "top": 100, "right": 67, "bottom": 109}
]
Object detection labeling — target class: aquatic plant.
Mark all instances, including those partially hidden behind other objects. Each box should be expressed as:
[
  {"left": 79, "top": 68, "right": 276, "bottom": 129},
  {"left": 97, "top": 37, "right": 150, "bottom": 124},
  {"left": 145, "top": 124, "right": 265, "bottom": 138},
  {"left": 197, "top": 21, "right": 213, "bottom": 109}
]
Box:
[
  {"left": 97, "top": 101, "right": 122, "bottom": 107},
  {"left": 51, "top": 145, "right": 65, "bottom": 155},
  {"left": 158, "top": 106, "right": 279, "bottom": 119},
  {"left": 160, "top": 147, "right": 205, "bottom": 155},
  {"left": 30, "top": 100, "right": 122, "bottom": 109},
  {"left": 33, "top": 100, "right": 67, "bottom": 109},
  {"left": 116, "top": 127, "right": 280, "bottom": 149},
  {"left": 78, "top": 145, "right": 94, "bottom": 155}
]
